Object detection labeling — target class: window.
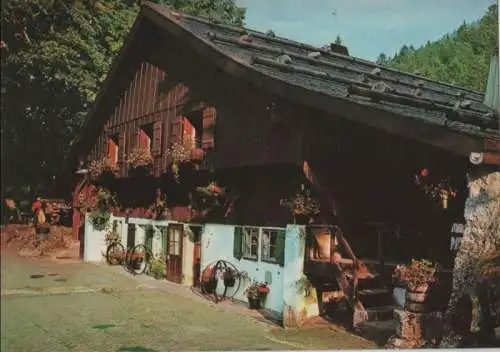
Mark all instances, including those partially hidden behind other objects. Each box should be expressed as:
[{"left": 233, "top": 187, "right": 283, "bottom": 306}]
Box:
[
  {"left": 261, "top": 229, "right": 286, "bottom": 264},
  {"left": 138, "top": 124, "right": 153, "bottom": 151},
  {"left": 233, "top": 226, "right": 258, "bottom": 261},
  {"left": 243, "top": 227, "right": 259, "bottom": 260},
  {"left": 233, "top": 226, "right": 286, "bottom": 265}
]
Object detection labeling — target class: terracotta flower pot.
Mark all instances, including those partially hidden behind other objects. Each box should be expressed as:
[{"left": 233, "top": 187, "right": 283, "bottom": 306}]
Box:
[
  {"left": 258, "top": 286, "right": 269, "bottom": 294},
  {"left": 224, "top": 277, "right": 236, "bottom": 287},
  {"left": 202, "top": 278, "right": 217, "bottom": 294},
  {"left": 248, "top": 297, "right": 261, "bottom": 309}
]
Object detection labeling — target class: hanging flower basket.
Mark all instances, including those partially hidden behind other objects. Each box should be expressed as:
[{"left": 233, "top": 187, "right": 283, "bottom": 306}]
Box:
[
  {"left": 414, "top": 168, "right": 457, "bottom": 209},
  {"left": 223, "top": 268, "right": 236, "bottom": 287},
  {"left": 280, "top": 185, "right": 320, "bottom": 224},
  {"left": 196, "top": 181, "right": 225, "bottom": 197}
]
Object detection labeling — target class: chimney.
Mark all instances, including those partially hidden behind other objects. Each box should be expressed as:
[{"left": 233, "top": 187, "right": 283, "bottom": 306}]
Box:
[
  {"left": 483, "top": 47, "right": 499, "bottom": 118},
  {"left": 330, "top": 43, "right": 349, "bottom": 56}
]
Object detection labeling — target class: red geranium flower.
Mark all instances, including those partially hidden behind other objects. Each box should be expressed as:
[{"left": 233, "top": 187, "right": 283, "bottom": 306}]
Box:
[
  {"left": 420, "top": 168, "right": 429, "bottom": 177},
  {"left": 258, "top": 286, "right": 269, "bottom": 293},
  {"left": 210, "top": 184, "right": 222, "bottom": 194}
]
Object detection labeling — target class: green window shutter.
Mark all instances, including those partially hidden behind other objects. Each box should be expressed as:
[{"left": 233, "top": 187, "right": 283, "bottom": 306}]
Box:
[
  {"left": 275, "top": 229, "right": 286, "bottom": 267},
  {"left": 233, "top": 226, "right": 243, "bottom": 260},
  {"left": 162, "top": 228, "right": 168, "bottom": 254},
  {"left": 145, "top": 226, "right": 153, "bottom": 253}
]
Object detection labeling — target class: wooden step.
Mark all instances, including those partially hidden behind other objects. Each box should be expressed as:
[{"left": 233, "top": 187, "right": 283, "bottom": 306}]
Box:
[{"left": 359, "top": 288, "right": 391, "bottom": 296}]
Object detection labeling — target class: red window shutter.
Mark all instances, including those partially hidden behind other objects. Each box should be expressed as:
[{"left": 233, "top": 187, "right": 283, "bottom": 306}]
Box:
[
  {"left": 170, "top": 117, "right": 184, "bottom": 143},
  {"left": 139, "top": 129, "right": 150, "bottom": 150},
  {"left": 152, "top": 121, "right": 163, "bottom": 156},
  {"left": 202, "top": 107, "right": 216, "bottom": 149},
  {"left": 109, "top": 140, "right": 118, "bottom": 166}
]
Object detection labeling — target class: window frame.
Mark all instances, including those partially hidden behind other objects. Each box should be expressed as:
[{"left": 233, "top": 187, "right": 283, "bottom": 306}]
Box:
[
  {"left": 241, "top": 226, "right": 259, "bottom": 261},
  {"left": 260, "top": 228, "right": 280, "bottom": 264}
]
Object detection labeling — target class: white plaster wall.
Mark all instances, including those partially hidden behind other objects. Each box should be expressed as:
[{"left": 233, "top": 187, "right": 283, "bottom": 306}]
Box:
[
  {"left": 181, "top": 224, "right": 195, "bottom": 286},
  {"left": 151, "top": 226, "right": 163, "bottom": 258},
  {"left": 83, "top": 213, "right": 107, "bottom": 263},
  {"left": 111, "top": 217, "right": 128, "bottom": 247},
  {"left": 201, "top": 224, "right": 286, "bottom": 314},
  {"left": 282, "top": 225, "right": 319, "bottom": 327}
]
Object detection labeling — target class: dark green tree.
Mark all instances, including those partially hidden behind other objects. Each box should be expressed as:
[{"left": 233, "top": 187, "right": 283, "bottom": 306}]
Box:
[{"left": 376, "top": 4, "right": 498, "bottom": 92}]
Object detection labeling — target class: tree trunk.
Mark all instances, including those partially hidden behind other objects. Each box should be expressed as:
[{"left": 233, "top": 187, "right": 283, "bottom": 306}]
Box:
[{"left": 440, "top": 169, "right": 500, "bottom": 347}]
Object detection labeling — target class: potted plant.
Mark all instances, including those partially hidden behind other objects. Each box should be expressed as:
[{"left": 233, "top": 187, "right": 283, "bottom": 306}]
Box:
[
  {"left": 223, "top": 268, "right": 236, "bottom": 287},
  {"left": 150, "top": 255, "right": 167, "bottom": 280},
  {"left": 280, "top": 184, "right": 320, "bottom": 224},
  {"left": 126, "top": 148, "right": 153, "bottom": 176},
  {"left": 393, "top": 259, "right": 439, "bottom": 313},
  {"left": 245, "top": 281, "right": 270, "bottom": 309},
  {"left": 201, "top": 266, "right": 218, "bottom": 294},
  {"left": 83, "top": 187, "right": 118, "bottom": 231},
  {"left": 414, "top": 168, "right": 457, "bottom": 209},
  {"left": 196, "top": 182, "right": 226, "bottom": 204}
]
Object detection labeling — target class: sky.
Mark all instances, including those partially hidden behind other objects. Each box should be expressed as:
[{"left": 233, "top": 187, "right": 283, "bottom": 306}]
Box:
[{"left": 234, "top": 0, "right": 496, "bottom": 61}]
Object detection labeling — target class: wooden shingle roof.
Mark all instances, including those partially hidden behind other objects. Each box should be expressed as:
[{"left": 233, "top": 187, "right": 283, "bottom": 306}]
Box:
[{"left": 146, "top": 2, "right": 498, "bottom": 141}]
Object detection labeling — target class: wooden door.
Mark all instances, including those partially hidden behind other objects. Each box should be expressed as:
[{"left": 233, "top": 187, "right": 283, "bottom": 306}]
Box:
[
  {"left": 166, "top": 224, "right": 183, "bottom": 283},
  {"left": 192, "top": 226, "right": 202, "bottom": 287}
]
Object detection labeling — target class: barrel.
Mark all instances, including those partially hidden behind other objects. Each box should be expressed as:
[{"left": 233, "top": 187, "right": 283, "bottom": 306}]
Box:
[{"left": 405, "top": 290, "right": 429, "bottom": 313}]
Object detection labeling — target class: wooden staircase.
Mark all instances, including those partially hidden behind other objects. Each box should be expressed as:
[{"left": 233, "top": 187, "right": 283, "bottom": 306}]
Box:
[{"left": 301, "top": 160, "right": 397, "bottom": 328}]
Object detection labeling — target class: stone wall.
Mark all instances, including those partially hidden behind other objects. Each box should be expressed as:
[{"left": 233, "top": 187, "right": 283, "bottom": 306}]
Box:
[{"left": 440, "top": 169, "right": 500, "bottom": 347}]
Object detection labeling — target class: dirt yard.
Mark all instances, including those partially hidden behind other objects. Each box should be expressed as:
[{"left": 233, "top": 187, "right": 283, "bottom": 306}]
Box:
[{"left": 0, "top": 224, "right": 79, "bottom": 260}]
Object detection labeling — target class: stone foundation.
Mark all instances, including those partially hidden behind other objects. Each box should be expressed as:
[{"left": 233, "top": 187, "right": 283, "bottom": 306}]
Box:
[{"left": 385, "top": 309, "right": 443, "bottom": 348}]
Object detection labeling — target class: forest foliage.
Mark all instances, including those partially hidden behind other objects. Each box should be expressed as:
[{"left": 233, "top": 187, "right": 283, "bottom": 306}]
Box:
[{"left": 376, "top": 4, "right": 498, "bottom": 93}]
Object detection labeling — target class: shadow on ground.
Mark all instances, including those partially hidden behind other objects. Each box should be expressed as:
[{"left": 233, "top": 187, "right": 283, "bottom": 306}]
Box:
[{"left": 119, "top": 347, "right": 157, "bottom": 352}]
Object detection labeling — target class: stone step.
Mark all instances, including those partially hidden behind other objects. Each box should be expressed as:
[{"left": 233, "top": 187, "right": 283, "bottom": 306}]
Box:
[
  {"left": 359, "top": 288, "right": 394, "bottom": 308},
  {"left": 365, "top": 305, "right": 396, "bottom": 321},
  {"left": 356, "top": 319, "right": 396, "bottom": 346}
]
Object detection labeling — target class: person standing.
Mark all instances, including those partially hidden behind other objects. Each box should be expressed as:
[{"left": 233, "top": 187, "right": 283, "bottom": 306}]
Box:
[{"left": 31, "top": 197, "right": 42, "bottom": 226}]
